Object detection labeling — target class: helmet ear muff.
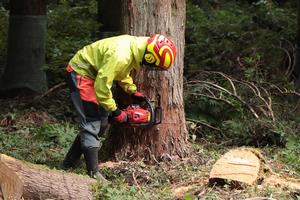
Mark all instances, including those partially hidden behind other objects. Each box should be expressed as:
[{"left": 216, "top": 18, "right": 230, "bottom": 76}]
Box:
[{"left": 144, "top": 52, "right": 156, "bottom": 64}]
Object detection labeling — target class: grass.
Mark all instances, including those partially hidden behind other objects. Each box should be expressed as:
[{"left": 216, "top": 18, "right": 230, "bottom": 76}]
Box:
[{"left": 0, "top": 88, "right": 299, "bottom": 200}]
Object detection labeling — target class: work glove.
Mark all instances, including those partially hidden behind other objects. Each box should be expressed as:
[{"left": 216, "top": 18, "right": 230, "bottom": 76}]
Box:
[
  {"left": 112, "top": 108, "right": 127, "bottom": 123},
  {"left": 132, "top": 91, "right": 146, "bottom": 103}
]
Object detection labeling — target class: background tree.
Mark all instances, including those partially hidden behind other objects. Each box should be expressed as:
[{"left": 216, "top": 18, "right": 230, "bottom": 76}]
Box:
[
  {"left": 0, "top": 0, "right": 47, "bottom": 96},
  {"left": 295, "top": 0, "right": 300, "bottom": 90},
  {"left": 104, "top": 0, "right": 188, "bottom": 161},
  {"left": 97, "top": 0, "right": 121, "bottom": 38}
]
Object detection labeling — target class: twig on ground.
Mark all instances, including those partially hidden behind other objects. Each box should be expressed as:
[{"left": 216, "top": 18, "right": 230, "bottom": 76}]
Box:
[
  {"left": 273, "top": 44, "right": 293, "bottom": 77},
  {"left": 292, "top": 100, "right": 300, "bottom": 112},
  {"left": 37, "top": 82, "right": 67, "bottom": 99},
  {"left": 186, "top": 118, "right": 221, "bottom": 132},
  {"left": 132, "top": 172, "right": 146, "bottom": 198},
  {"left": 186, "top": 92, "right": 234, "bottom": 107},
  {"left": 235, "top": 80, "right": 274, "bottom": 120},
  {"left": 146, "top": 147, "right": 161, "bottom": 166},
  {"left": 185, "top": 70, "right": 299, "bottom": 122},
  {"left": 212, "top": 71, "right": 237, "bottom": 95},
  {"left": 186, "top": 80, "right": 260, "bottom": 119}
]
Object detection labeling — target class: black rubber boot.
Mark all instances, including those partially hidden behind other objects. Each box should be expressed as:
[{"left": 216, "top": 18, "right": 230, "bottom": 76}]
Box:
[
  {"left": 83, "top": 147, "right": 108, "bottom": 183},
  {"left": 63, "top": 135, "right": 82, "bottom": 169}
]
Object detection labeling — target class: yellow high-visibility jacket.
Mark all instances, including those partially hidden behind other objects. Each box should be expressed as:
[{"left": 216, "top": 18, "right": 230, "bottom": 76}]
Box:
[{"left": 68, "top": 35, "right": 149, "bottom": 111}]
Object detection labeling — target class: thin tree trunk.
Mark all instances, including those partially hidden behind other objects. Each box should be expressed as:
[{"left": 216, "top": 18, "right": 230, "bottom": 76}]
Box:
[
  {"left": 97, "top": 0, "right": 121, "bottom": 38},
  {"left": 295, "top": 0, "right": 300, "bottom": 90},
  {"left": 107, "top": 0, "right": 188, "bottom": 161},
  {"left": 0, "top": 154, "right": 96, "bottom": 200},
  {"left": 0, "top": 0, "right": 48, "bottom": 96}
]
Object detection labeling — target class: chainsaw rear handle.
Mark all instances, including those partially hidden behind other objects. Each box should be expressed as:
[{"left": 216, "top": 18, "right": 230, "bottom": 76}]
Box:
[
  {"left": 142, "top": 97, "right": 162, "bottom": 125},
  {"left": 154, "top": 106, "right": 162, "bottom": 125}
]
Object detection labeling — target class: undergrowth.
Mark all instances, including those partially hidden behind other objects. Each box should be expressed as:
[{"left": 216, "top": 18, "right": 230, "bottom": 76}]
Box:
[
  {"left": 0, "top": 97, "right": 298, "bottom": 199},
  {"left": 185, "top": 0, "right": 300, "bottom": 176},
  {"left": 0, "top": 122, "right": 76, "bottom": 167}
]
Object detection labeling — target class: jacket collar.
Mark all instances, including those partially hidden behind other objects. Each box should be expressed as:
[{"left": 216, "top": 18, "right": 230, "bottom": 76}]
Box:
[{"left": 130, "top": 36, "right": 149, "bottom": 70}]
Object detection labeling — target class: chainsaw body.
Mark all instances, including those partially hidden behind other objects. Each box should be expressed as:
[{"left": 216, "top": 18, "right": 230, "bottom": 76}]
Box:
[{"left": 123, "top": 96, "right": 162, "bottom": 127}]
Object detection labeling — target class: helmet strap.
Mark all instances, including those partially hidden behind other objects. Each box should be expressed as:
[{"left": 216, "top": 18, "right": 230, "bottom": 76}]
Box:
[
  {"left": 142, "top": 63, "right": 165, "bottom": 71},
  {"left": 141, "top": 50, "right": 165, "bottom": 71}
]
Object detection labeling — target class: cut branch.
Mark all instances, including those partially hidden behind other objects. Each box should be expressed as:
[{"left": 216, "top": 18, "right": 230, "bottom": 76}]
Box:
[
  {"left": 185, "top": 71, "right": 299, "bottom": 121},
  {"left": 186, "top": 92, "right": 235, "bottom": 107},
  {"left": 186, "top": 118, "right": 221, "bottom": 132},
  {"left": 186, "top": 80, "right": 260, "bottom": 119}
]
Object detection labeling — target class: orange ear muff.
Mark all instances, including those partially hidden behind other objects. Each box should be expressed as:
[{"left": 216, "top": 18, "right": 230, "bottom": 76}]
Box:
[{"left": 144, "top": 53, "right": 156, "bottom": 64}]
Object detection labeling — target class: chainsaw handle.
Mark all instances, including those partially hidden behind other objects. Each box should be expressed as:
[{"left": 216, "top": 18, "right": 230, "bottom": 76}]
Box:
[
  {"left": 143, "top": 97, "right": 162, "bottom": 125},
  {"left": 142, "top": 98, "right": 162, "bottom": 125},
  {"left": 154, "top": 106, "right": 162, "bottom": 125}
]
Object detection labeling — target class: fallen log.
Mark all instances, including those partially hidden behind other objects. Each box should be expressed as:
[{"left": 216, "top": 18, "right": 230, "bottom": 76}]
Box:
[{"left": 0, "top": 154, "right": 96, "bottom": 200}]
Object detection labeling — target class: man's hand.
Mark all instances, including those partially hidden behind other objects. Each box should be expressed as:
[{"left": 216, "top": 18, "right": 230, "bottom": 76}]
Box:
[
  {"left": 132, "top": 91, "right": 146, "bottom": 103},
  {"left": 112, "top": 108, "right": 127, "bottom": 123}
]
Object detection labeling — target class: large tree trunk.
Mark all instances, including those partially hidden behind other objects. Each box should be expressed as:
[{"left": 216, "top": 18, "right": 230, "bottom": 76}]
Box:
[
  {"left": 0, "top": 154, "right": 96, "bottom": 200},
  {"left": 0, "top": 0, "right": 48, "bottom": 96},
  {"left": 107, "top": 0, "right": 188, "bottom": 161}
]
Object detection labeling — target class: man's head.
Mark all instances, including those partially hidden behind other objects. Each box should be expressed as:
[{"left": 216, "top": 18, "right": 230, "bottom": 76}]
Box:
[{"left": 143, "top": 34, "right": 177, "bottom": 70}]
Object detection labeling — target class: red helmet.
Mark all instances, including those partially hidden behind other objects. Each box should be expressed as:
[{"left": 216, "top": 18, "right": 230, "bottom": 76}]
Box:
[{"left": 144, "top": 34, "right": 177, "bottom": 70}]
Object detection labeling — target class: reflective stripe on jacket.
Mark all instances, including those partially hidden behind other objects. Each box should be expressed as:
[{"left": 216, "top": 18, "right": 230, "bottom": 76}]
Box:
[{"left": 68, "top": 35, "right": 149, "bottom": 111}]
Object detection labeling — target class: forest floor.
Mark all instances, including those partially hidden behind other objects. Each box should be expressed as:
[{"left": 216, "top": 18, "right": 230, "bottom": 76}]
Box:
[{"left": 0, "top": 87, "right": 299, "bottom": 200}]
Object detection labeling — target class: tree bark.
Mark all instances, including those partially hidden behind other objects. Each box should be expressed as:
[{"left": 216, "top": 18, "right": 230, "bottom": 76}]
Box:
[
  {"left": 98, "top": 0, "right": 121, "bottom": 32},
  {"left": 9, "top": 0, "right": 47, "bottom": 15},
  {"left": 295, "top": 0, "right": 300, "bottom": 90},
  {"left": 0, "top": 154, "right": 96, "bottom": 200},
  {"left": 0, "top": 0, "right": 48, "bottom": 96},
  {"left": 107, "top": 0, "right": 188, "bottom": 161},
  {"left": 97, "top": 0, "right": 121, "bottom": 38}
]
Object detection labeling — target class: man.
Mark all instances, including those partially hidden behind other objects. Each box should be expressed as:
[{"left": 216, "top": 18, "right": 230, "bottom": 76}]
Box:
[{"left": 63, "top": 34, "right": 176, "bottom": 181}]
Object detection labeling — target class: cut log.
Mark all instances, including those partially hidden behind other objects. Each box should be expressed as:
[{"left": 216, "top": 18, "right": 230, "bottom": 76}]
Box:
[
  {"left": 0, "top": 157, "right": 23, "bottom": 200},
  {"left": 209, "top": 148, "right": 261, "bottom": 186},
  {"left": 0, "top": 154, "right": 96, "bottom": 200},
  {"left": 209, "top": 148, "right": 300, "bottom": 191},
  {"left": 263, "top": 174, "right": 300, "bottom": 191}
]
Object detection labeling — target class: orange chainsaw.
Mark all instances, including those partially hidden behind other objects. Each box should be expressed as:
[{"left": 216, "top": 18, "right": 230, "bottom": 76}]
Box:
[{"left": 123, "top": 95, "right": 162, "bottom": 127}]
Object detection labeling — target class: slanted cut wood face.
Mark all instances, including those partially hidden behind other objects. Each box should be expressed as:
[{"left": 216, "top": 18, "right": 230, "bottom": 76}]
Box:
[
  {"left": 209, "top": 148, "right": 261, "bottom": 185},
  {"left": 0, "top": 154, "right": 23, "bottom": 200}
]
